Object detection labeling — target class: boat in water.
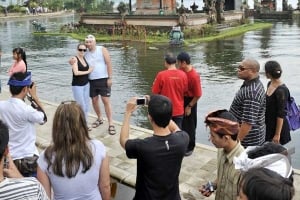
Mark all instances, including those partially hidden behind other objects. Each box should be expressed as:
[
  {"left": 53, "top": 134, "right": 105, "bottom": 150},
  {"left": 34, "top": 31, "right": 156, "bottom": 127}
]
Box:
[{"left": 169, "top": 26, "right": 184, "bottom": 46}]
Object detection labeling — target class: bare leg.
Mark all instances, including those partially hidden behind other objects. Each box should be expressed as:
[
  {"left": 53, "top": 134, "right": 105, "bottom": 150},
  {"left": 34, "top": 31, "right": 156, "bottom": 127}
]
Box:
[
  {"left": 101, "top": 96, "right": 113, "bottom": 125},
  {"left": 92, "top": 95, "right": 102, "bottom": 120}
]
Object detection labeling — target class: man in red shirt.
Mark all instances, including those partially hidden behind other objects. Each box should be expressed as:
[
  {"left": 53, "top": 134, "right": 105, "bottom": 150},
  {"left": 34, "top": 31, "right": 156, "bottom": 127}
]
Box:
[
  {"left": 177, "top": 52, "right": 202, "bottom": 156},
  {"left": 152, "top": 53, "right": 188, "bottom": 129}
]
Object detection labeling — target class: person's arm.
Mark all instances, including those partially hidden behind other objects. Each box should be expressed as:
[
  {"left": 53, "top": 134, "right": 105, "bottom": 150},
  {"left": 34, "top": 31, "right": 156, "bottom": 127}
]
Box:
[
  {"left": 168, "top": 120, "right": 180, "bottom": 133},
  {"left": 28, "top": 82, "right": 47, "bottom": 123},
  {"left": 238, "top": 122, "right": 252, "bottom": 141},
  {"left": 120, "top": 97, "right": 138, "bottom": 149},
  {"left": 72, "top": 62, "right": 93, "bottom": 76},
  {"left": 98, "top": 155, "right": 111, "bottom": 200},
  {"left": 37, "top": 166, "right": 52, "bottom": 199},
  {"left": 151, "top": 73, "right": 161, "bottom": 94},
  {"left": 102, "top": 47, "right": 113, "bottom": 86},
  {"left": 68, "top": 56, "right": 77, "bottom": 65},
  {"left": 273, "top": 117, "right": 283, "bottom": 144},
  {"left": 185, "top": 96, "right": 200, "bottom": 116},
  {"left": 3, "top": 153, "right": 23, "bottom": 178}
]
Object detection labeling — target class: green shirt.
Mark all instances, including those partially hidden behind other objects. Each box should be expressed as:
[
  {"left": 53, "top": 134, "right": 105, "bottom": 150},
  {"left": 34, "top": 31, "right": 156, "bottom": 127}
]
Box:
[{"left": 215, "top": 141, "right": 244, "bottom": 200}]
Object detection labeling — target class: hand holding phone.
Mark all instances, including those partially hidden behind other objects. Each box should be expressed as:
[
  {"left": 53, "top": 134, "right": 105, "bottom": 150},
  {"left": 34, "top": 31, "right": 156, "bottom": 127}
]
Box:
[{"left": 136, "top": 97, "right": 146, "bottom": 105}]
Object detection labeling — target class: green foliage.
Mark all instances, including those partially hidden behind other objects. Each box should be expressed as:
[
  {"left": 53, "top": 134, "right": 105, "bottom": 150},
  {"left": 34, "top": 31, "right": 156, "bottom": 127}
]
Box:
[
  {"left": 98, "top": 0, "right": 114, "bottom": 13},
  {"left": 117, "top": 2, "right": 127, "bottom": 14}
]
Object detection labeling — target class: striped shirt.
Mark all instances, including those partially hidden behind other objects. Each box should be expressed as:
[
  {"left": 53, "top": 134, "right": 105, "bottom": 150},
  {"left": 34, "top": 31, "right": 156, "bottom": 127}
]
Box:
[
  {"left": 0, "top": 177, "right": 48, "bottom": 200},
  {"left": 230, "top": 77, "right": 266, "bottom": 147}
]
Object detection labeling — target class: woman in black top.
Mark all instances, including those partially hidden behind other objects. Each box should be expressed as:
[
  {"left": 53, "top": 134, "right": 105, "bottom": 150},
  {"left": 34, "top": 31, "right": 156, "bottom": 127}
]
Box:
[
  {"left": 265, "top": 60, "right": 291, "bottom": 145},
  {"left": 71, "top": 43, "right": 93, "bottom": 126}
]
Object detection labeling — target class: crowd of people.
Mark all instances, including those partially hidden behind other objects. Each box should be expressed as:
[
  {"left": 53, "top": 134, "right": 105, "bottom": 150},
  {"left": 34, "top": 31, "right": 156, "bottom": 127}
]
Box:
[{"left": 0, "top": 35, "right": 296, "bottom": 200}]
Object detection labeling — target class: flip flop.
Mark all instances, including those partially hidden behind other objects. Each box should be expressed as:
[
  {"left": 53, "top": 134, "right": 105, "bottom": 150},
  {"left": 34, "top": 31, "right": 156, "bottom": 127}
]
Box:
[
  {"left": 92, "top": 119, "right": 104, "bottom": 128},
  {"left": 108, "top": 125, "right": 116, "bottom": 135}
]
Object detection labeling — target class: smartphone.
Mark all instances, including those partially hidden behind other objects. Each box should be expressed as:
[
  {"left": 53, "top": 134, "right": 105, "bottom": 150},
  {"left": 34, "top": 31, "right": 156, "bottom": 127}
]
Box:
[{"left": 136, "top": 97, "right": 146, "bottom": 105}]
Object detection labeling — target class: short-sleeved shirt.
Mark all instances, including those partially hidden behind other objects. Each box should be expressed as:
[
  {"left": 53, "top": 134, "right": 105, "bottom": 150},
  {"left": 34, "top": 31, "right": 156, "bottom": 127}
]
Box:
[
  {"left": 152, "top": 69, "right": 188, "bottom": 116},
  {"left": 181, "top": 67, "right": 202, "bottom": 98},
  {"left": 265, "top": 83, "right": 291, "bottom": 145},
  {"left": 230, "top": 77, "right": 266, "bottom": 147},
  {"left": 38, "top": 139, "right": 106, "bottom": 200},
  {"left": 0, "top": 177, "right": 49, "bottom": 200},
  {"left": 125, "top": 131, "right": 189, "bottom": 200},
  {"left": 0, "top": 98, "right": 44, "bottom": 159},
  {"left": 8, "top": 60, "right": 26, "bottom": 76},
  {"left": 215, "top": 141, "right": 244, "bottom": 200}
]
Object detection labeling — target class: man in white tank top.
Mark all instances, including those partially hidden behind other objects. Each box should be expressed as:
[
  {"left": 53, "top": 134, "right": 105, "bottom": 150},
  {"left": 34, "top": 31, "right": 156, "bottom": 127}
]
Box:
[{"left": 84, "top": 35, "right": 115, "bottom": 135}]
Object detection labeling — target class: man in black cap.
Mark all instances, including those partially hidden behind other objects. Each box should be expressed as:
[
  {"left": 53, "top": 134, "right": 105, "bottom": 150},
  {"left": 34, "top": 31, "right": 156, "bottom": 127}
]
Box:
[
  {"left": 177, "top": 51, "right": 202, "bottom": 156},
  {"left": 0, "top": 120, "right": 49, "bottom": 199},
  {"left": 0, "top": 72, "right": 46, "bottom": 177},
  {"left": 200, "top": 109, "right": 244, "bottom": 200}
]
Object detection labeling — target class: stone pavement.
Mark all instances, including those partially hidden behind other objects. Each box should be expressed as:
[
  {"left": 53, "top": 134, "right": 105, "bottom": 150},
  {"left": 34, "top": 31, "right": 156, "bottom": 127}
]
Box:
[{"left": 0, "top": 88, "right": 299, "bottom": 199}]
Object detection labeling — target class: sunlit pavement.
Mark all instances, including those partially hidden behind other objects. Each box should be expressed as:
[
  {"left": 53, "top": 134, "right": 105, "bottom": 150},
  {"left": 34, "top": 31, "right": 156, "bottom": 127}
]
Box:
[{"left": 1, "top": 87, "right": 299, "bottom": 199}]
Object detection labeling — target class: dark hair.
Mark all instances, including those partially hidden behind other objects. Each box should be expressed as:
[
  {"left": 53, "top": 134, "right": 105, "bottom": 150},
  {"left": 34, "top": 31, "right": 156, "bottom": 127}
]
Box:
[
  {"left": 13, "top": 47, "right": 27, "bottom": 72},
  {"left": 177, "top": 52, "right": 191, "bottom": 64},
  {"left": 148, "top": 95, "right": 172, "bottom": 128},
  {"left": 77, "top": 43, "right": 86, "bottom": 49},
  {"left": 247, "top": 142, "right": 287, "bottom": 159},
  {"left": 0, "top": 120, "right": 9, "bottom": 160},
  {"left": 265, "top": 60, "right": 282, "bottom": 79},
  {"left": 240, "top": 168, "right": 294, "bottom": 200},
  {"left": 164, "top": 53, "right": 176, "bottom": 64},
  {"left": 9, "top": 72, "right": 28, "bottom": 95}
]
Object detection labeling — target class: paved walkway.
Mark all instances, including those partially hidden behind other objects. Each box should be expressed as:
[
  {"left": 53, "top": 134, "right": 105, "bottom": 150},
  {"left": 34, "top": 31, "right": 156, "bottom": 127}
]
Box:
[{"left": 0, "top": 89, "right": 299, "bottom": 199}]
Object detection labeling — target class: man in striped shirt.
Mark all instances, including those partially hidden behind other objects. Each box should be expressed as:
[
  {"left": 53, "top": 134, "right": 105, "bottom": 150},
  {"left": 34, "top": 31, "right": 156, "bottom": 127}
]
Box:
[
  {"left": 229, "top": 58, "right": 266, "bottom": 147},
  {"left": 0, "top": 120, "right": 49, "bottom": 200}
]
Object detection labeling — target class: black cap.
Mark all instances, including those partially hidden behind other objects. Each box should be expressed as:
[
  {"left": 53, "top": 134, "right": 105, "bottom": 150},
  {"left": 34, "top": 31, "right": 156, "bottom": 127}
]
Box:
[{"left": 177, "top": 51, "right": 190, "bottom": 62}]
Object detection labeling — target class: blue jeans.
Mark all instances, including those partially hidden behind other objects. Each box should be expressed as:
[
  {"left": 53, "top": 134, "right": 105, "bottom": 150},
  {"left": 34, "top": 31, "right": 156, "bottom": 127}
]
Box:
[{"left": 72, "top": 83, "right": 90, "bottom": 121}]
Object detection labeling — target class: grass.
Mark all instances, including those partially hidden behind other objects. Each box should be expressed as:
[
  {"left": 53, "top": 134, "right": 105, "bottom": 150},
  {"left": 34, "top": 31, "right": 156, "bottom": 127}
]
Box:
[
  {"left": 33, "top": 22, "right": 273, "bottom": 45},
  {"left": 184, "top": 22, "right": 273, "bottom": 44}
]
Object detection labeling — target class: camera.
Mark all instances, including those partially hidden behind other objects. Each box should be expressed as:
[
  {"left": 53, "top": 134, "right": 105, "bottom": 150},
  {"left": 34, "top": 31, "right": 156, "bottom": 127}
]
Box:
[
  {"left": 204, "top": 181, "right": 215, "bottom": 192},
  {"left": 136, "top": 97, "right": 147, "bottom": 105}
]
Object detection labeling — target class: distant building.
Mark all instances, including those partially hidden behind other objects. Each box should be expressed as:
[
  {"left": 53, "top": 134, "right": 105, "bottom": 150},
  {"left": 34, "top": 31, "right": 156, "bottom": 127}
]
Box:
[{"left": 135, "top": 0, "right": 177, "bottom": 14}]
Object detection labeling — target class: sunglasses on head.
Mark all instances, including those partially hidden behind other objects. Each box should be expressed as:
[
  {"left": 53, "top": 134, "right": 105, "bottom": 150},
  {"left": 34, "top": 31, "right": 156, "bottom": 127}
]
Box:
[
  {"left": 78, "top": 49, "right": 87, "bottom": 52},
  {"left": 61, "top": 100, "right": 76, "bottom": 105}
]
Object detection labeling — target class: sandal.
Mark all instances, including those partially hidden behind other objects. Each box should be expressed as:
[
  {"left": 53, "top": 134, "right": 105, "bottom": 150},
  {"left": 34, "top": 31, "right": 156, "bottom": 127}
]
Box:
[
  {"left": 108, "top": 125, "right": 116, "bottom": 135},
  {"left": 92, "top": 119, "right": 104, "bottom": 128}
]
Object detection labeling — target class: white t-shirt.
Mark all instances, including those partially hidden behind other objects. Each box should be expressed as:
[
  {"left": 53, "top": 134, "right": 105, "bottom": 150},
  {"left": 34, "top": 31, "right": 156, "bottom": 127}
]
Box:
[
  {"left": 38, "top": 139, "right": 106, "bottom": 200},
  {"left": 0, "top": 98, "right": 44, "bottom": 159}
]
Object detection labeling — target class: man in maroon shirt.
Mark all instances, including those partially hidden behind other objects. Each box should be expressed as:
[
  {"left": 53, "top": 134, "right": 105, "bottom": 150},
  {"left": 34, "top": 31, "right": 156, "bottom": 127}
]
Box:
[{"left": 177, "top": 52, "right": 202, "bottom": 156}]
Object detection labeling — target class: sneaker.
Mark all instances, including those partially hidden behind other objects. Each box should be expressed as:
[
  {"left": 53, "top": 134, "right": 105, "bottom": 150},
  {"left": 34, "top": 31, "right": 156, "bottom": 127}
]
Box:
[{"left": 185, "top": 150, "right": 193, "bottom": 157}]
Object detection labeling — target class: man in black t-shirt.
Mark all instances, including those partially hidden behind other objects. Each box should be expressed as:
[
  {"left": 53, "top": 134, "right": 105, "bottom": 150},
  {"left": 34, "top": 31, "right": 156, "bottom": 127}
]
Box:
[{"left": 120, "top": 95, "right": 189, "bottom": 200}]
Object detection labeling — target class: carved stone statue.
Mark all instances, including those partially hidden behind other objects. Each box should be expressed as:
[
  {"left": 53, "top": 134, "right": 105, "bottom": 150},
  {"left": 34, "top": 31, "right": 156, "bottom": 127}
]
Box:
[{"left": 215, "top": 0, "right": 225, "bottom": 23}]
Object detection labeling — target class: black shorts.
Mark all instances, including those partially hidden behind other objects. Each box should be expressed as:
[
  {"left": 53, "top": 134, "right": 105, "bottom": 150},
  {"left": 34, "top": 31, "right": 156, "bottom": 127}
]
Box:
[{"left": 89, "top": 78, "right": 111, "bottom": 98}]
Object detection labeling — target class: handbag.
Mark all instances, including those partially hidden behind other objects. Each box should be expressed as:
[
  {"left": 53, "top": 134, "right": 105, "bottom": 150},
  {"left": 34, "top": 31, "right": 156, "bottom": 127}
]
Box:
[{"left": 286, "top": 96, "right": 300, "bottom": 131}]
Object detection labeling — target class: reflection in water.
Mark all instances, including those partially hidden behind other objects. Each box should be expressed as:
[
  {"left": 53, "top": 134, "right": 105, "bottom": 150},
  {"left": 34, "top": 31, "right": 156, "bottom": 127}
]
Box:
[{"left": 0, "top": 16, "right": 300, "bottom": 172}]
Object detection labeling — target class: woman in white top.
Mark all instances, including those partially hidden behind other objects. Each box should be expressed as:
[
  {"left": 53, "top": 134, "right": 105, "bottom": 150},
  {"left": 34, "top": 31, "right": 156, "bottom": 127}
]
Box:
[{"left": 37, "top": 101, "right": 110, "bottom": 200}]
